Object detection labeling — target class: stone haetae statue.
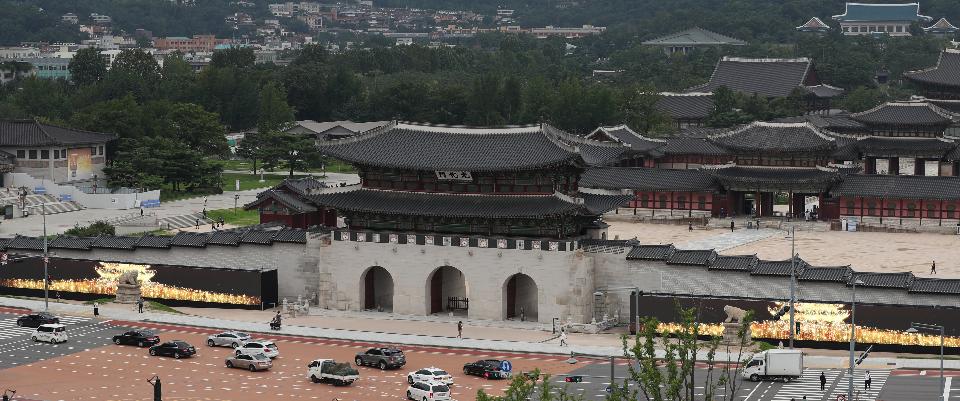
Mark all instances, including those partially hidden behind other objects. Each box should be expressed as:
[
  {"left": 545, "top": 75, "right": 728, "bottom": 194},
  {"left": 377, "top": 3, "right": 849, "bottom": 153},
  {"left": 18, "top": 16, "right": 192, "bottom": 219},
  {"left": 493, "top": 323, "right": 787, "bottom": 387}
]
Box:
[
  {"left": 722, "top": 305, "right": 751, "bottom": 344},
  {"left": 723, "top": 305, "right": 748, "bottom": 323},
  {"left": 115, "top": 270, "right": 142, "bottom": 304}
]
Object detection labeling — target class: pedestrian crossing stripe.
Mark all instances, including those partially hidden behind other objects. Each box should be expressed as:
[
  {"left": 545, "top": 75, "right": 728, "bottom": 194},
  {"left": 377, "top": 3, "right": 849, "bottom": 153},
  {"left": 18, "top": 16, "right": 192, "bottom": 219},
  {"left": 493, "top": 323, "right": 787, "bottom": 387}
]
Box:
[
  {"left": 770, "top": 369, "right": 843, "bottom": 401},
  {"left": 0, "top": 316, "right": 94, "bottom": 340},
  {"left": 828, "top": 370, "right": 889, "bottom": 401}
]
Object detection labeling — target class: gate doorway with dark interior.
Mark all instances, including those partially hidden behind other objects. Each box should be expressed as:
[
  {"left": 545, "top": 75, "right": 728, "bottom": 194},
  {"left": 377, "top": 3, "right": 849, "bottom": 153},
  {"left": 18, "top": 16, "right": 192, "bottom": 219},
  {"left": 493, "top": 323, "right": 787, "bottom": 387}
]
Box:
[
  {"left": 427, "top": 266, "right": 468, "bottom": 316},
  {"left": 361, "top": 266, "right": 394, "bottom": 312},
  {"left": 504, "top": 273, "right": 538, "bottom": 321}
]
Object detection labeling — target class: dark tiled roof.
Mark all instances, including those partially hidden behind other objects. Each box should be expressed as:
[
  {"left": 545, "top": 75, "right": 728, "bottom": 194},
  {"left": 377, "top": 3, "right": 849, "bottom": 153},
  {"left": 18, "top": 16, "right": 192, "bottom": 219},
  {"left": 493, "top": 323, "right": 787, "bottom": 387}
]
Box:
[
  {"left": 642, "top": 27, "right": 746, "bottom": 46},
  {"left": 135, "top": 235, "right": 172, "bottom": 249},
  {"left": 849, "top": 137, "right": 956, "bottom": 158},
  {"left": 575, "top": 141, "right": 632, "bottom": 166},
  {"left": 797, "top": 17, "right": 831, "bottom": 32},
  {"left": 802, "top": 84, "right": 844, "bottom": 98},
  {"left": 704, "top": 165, "right": 842, "bottom": 186},
  {"left": 49, "top": 236, "right": 94, "bottom": 250},
  {"left": 655, "top": 93, "right": 715, "bottom": 120},
  {"left": 709, "top": 255, "right": 758, "bottom": 271},
  {"left": 626, "top": 244, "right": 676, "bottom": 261},
  {"left": 831, "top": 174, "right": 960, "bottom": 200},
  {"left": 832, "top": 3, "right": 930, "bottom": 22},
  {"left": 170, "top": 232, "right": 210, "bottom": 248},
  {"left": 666, "top": 249, "right": 716, "bottom": 266},
  {"left": 850, "top": 272, "right": 914, "bottom": 289},
  {"left": 240, "top": 230, "right": 276, "bottom": 245},
  {"left": 279, "top": 177, "right": 329, "bottom": 196},
  {"left": 208, "top": 231, "right": 242, "bottom": 246},
  {"left": 774, "top": 114, "right": 866, "bottom": 132},
  {"left": 0, "top": 119, "right": 117, "bottom": 147},
  {"left": 579, "top": 239, "right": 637, "bottom": 254},
  {"left": 851, "top": 102, "right": 957, "bottom": 126},
  {"left": 798, "top": 266, "right": 852, "bottom": 282},
  {"left": 7, "top": 235, "right": 45, "bottom": 251},
  {"left": 586, "top": 125, "right": 666, "bottom": 153},
  {"left": 245, "top": 189, "right": 318, "bottom": 213},
  {"left": 909, "top": 278, "right": 960, "bottom": 294},
  {"left": 688, "top": 57, "right": 814, "bottom": 98},
  {"left": 91, "top": 236, "right": 138, "bottom": 250},
  {"left": 905, "top": 50, "right": 960, "bottom": 88},
  {"left": 0, "top": 237, "right": 10, "bottom": 251},
  {"left": 272, "top": 228, "right": 307, "bottom": 243},
  {"left": 579, "top": 193, "right": 634, "bottom": 214},
  {"left": 923, "top": 18, "right": 959, "bottom": 33},
  {"left": 306, "top": 189, "right": 586, "bottom": 218},
  {"left": 580, "top": 167, "right": 718, "bottom": 192},
  {"left": 317, "top": 122, "right": 582, "bottom": 172},
  {"left": 751, "top": 259, "right": 806, "bottom": 276},
  {"left": 661, "top": 137, "right": 729, "bottom": 155},
  {"left": 708, "top": 122, "right": 837, "bottom": 153}
]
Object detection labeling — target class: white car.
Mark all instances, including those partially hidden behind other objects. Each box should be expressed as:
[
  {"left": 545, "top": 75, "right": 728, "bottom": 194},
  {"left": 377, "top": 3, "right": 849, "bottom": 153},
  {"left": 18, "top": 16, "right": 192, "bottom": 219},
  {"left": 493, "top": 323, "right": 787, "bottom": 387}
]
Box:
[
  {"left": 32, "top": 324, "right": 68, "bottom": 344},
  {"left": 407, "top": 367, "right": 454, "bottom": 386},
  {"left": 207, "top": 331, "right": 251, "bottom": 348},
  {"left": 235, "top": 340, "right": 280, "bottom": 359},
  {"left": 406, "top": 382, "right": 451, "bottom": 401}
]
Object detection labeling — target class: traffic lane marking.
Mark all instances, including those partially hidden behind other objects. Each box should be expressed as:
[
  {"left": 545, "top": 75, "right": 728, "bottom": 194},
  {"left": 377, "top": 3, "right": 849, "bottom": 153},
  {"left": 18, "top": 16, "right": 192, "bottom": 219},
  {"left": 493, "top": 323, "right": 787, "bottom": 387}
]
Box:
[{"left": 0, "top": 329, "right": 580, "bottom": 401}]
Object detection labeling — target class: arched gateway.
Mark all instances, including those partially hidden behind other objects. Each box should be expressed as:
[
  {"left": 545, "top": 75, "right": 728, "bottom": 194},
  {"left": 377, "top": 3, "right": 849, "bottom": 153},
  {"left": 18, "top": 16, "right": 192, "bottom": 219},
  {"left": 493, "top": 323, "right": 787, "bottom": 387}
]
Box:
[
  {"left": 426, "top": 266, "right": 468, "bottom": 315},
  {"left": 360, "top": 266, "right": 394, "bottom": 312},
  {"left": 504, "top": 273, "right": 538, "bottom": 321}
]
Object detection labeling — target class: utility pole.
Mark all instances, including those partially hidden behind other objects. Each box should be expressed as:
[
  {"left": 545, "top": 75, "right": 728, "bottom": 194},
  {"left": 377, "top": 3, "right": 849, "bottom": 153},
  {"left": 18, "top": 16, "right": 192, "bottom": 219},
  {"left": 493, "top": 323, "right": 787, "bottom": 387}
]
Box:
[
  {"left": 42, "top": 202, "right": 48, "bottom": 312},
  {"left": 848, "top": 278, "right": 863, "bottom": 401},
  {"left": 789, "top": 226, "right": 796, "bottom": 349}
]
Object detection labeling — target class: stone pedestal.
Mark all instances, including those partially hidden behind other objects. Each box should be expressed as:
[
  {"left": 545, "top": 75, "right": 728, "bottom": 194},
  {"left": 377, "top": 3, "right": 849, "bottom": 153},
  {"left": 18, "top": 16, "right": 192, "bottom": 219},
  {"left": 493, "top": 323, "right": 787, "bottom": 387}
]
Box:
[
  {"left": 115, "top": 283, "right": 141, "bottom": 304},
  {"left": 722, "top": 322, "right": 751, "bottom": 344}
]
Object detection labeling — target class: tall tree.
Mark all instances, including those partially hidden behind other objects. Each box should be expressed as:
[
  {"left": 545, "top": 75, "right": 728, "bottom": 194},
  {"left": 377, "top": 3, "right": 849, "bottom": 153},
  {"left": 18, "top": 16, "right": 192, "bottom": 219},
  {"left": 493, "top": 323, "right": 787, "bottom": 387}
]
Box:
[
  {"left": 107, "top": 49, "right": 161, "bottom": 101},
  {"left": 166, "top": 102, "right": 229, "bottom": 157},
  {"left": 211, "top": 47, "right": 255, "bottom": 70},
  {"left": 257, "top": 81, "right": 295, "bottom": 133},
  {"left": 68, "top": 48, "right": 108, "bottom": 86}
]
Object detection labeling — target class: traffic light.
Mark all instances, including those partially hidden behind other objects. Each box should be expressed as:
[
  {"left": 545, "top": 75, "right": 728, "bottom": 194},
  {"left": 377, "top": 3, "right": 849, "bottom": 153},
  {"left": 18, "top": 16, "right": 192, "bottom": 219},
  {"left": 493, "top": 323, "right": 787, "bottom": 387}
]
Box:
[
  {"left": 856, "top": 345, "right": 874, "bottom": 365},
  {"left": 564, "top": 375, "right": 583, "bottom": 383},
  {"left": 795, "top": 322, "right": 801, "bottom": 335},
  {"left": 772, "top": 305, "right": 791, "bottom": 321}
]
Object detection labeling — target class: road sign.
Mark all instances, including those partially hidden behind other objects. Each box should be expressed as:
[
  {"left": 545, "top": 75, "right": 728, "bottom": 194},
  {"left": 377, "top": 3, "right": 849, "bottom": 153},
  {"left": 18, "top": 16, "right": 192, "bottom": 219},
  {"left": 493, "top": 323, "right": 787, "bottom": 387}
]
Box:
[{"left": 500, "top": 360, "right": 512, "bottom": 372}]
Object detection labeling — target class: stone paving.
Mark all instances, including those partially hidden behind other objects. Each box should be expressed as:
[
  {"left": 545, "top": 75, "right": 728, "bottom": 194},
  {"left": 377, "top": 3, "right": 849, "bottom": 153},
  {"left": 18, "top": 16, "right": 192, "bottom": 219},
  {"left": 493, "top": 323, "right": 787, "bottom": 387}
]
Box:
[
  {"left": 1, "top": 296, "right": 954, "bottom": 371},
  {"left": 676, "top": 227, "right": 778, "bottom": 251}
]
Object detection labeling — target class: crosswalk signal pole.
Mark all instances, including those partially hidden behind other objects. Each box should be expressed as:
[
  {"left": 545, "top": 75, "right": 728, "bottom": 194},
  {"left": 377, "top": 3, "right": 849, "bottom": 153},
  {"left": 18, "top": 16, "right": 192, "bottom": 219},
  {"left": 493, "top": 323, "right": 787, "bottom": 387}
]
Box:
[
  {"left": 148, "top": 376, "right": 162, "bottom": 401},
  {"left": 42, "top": 202, "right": 48, "bottom": 312}
]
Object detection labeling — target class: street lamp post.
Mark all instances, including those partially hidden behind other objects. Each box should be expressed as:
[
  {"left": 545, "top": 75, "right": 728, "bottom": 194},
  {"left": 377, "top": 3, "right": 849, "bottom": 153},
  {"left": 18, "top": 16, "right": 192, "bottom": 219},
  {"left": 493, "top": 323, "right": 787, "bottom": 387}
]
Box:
[
  {"left": 907, "top": 322, "right": 946, "bottom": 401},
  {"left": 787, "top": 226, "right": 796, "bottom": 349},
  {"left": 42, "top": 202, "right": 48, "bottom": 312},
  {"left": 848, "top": 278, "right": 864, "bottom": 401}
]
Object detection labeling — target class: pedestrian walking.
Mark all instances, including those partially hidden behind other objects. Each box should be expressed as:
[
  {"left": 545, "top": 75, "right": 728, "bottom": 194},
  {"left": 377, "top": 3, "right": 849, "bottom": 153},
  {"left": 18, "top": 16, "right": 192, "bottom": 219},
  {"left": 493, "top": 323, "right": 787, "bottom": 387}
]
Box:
[
  {"left": 820, "top": 372, "right": 826, "bottom": 391},
  {"left": 559, "top": 328, "right": 568, "bottom": 347},
  {"left": 931, "top": 260, "right": 937, "bottom": 274},
  {"left": 195, "top": 219, "right": 200, "bottom": 229},
  {"left": 865, "top": 370, "right": 872, "bottom": 390},
  {"left": 730, "top": 220, "right": 735, "bottom": 232},
  {"left": 457, "top": 320, "right": 463, "bottom": 339},
  {"left": 137, "top": 297, "right": 144, "bottom": 313},
  {"left": 93, "top": 301, "right": 99, "bottom": 317},
  {"left": 140, "top": 208, "right": 144, "bottom": 216}
]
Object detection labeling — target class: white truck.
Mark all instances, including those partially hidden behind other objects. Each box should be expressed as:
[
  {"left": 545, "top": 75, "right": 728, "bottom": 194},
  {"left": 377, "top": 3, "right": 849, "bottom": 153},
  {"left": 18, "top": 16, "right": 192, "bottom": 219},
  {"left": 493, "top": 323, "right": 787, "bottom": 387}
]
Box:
[
  {"left": 742, "top": 349, "right": 803, "bottom": 382},
  {"left": 307, "top": 359, "right": 360, "bottom": 386}
]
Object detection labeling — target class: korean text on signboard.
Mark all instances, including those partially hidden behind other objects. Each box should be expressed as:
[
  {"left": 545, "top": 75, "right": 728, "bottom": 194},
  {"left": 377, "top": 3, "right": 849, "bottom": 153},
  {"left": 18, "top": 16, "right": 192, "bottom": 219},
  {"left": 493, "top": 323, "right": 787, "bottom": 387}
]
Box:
[{"left": 435, "top": 171, "right": 473, "bottom": 181}]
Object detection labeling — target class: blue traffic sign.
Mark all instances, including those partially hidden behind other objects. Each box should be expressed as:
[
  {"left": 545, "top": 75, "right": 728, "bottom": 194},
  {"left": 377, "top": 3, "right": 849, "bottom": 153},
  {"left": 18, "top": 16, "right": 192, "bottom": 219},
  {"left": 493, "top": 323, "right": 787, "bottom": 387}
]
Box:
[{"left": 500, "top": 360, "right": 512, "bottom": 372}]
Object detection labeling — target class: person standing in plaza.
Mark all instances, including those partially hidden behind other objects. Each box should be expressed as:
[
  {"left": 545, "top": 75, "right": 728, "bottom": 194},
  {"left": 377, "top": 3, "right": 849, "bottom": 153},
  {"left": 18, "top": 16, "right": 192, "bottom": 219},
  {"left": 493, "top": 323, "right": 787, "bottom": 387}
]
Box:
[
  {"left": 864, "top": 370, "right": 872, "bottom": 390},
  {"left": 137, "top": 297, "right": 144, "bottom": 313},
  {"left": 93, "top": 301, "right": 99, "bottom": 317},
  {"left": 559, "top": 327, "right": 568, "bottom": 346},
  {"left": 457, "top": 321, "right": 463, "bottom": 339},
  {"left": 730, "top": 220, "right": 735, "bottom": 232},
  {"left": 931, "top": 260, "right": 937, "bottom": 274},
  {"left": 820, "top": 372, "right": 826, "bottom": 391}
]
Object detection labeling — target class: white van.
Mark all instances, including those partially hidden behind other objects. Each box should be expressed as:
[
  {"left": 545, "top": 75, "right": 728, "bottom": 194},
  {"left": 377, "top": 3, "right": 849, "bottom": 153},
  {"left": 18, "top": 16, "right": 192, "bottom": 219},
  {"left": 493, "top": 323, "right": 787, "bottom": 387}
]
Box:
[{"left": 32, "top": 324, "right": 68, "bottom": 344}]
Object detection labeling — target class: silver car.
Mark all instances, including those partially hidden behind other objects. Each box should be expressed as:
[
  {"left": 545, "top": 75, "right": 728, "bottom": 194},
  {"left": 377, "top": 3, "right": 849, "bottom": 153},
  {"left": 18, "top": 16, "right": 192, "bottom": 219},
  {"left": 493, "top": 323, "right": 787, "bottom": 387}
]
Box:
[
  {"left": 206, "top": 331, "right": 251, "bottom": 348},
  {"left": 225, "top": 353, "right": 272, "bottom": 372}
]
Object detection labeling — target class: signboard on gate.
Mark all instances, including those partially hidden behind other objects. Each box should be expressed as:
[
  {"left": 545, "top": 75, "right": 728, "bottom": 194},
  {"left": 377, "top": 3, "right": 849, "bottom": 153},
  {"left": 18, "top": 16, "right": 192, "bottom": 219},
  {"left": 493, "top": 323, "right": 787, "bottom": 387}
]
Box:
[{"left": 435, "top": 171, "right": 473, "bottom": 181}]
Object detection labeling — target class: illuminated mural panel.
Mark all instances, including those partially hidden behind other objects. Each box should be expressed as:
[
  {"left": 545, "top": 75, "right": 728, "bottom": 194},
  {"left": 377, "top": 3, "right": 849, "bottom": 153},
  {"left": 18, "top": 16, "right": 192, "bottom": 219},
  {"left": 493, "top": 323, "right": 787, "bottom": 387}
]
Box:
[{"left": 0, "top": 257, "right": 274, "bottom": 306}]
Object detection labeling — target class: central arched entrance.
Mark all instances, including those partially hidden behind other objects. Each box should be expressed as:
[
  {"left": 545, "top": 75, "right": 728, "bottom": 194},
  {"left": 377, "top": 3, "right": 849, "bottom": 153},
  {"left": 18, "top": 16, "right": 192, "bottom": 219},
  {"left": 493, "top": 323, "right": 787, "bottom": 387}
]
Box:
[
  {"left": 426, "top": 266, "right": 468, "bottom": 315},
  {"left": 360, "top": 266, "right": 394, "bottom": 312},
  {"left": 504, "top": 273, "right": 538, "bottom": 321}
]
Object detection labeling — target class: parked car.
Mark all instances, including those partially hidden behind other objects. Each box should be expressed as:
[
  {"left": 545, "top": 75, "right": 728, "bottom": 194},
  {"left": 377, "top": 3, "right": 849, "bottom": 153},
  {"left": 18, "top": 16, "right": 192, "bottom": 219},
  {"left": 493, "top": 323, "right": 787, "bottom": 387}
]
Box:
[
  {"left": 406, "top": 382, "right": 451, "bottom": 401},
  {"left": 16, "top": 312, "right": 59, "bottom": 328},
  {"left": 112, "top": 330, "right": 160, "bottom": 347},
  {"left": 307, "top": 359, "right": 360, "bottom": 386},
  {"left": 31, "top": 324, "right": 68, "bottom": 344},
  {"left": 355, "top": 347, "right": 406, "bottom": 370},
  {"left": 407, "top": 367, "right": 454, "bottom": 385},
  {"left": 206, "top": 331, "right": 250, "bottom": 348},
  {"left": 225, "top": 353, "right": 272, "bottom": 372},
  {"left": 148, "top": 341, "right": 197, "bottom": 359},
  {"left": 463, "top": 359, "right": 511, "bottom": 379},
  {"left": 235, "top": 340, "right": 280, "bottom": 359}
]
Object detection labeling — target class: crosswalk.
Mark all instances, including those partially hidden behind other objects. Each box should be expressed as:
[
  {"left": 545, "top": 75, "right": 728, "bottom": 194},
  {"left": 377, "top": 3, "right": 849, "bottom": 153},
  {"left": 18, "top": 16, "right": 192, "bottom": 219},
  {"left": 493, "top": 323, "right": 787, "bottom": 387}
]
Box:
[
  {"left": 0, "top": 315, "right": 92, "bottom": 341},
  {"left": 770, "top": 368, "right": 890, "bottom": 401}
]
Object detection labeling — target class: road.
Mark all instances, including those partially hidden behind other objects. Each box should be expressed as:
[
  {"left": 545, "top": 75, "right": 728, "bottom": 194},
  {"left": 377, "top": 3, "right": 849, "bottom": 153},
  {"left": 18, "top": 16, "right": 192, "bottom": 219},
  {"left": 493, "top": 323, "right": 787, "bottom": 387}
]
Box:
[{"left": 0, "top": 310, "right": 954, "bottom": 401}]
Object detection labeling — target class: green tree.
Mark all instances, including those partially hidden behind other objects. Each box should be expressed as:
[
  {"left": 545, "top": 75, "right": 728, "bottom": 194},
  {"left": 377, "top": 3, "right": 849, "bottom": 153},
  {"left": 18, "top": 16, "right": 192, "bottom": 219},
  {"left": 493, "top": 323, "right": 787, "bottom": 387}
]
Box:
[
  {"left": 476, "top": 370, "right": 582, "bottom": 401},
  {"left": 621, "top": 86, "right": 673, "bottom": 134},
  {"left": 236, "top": 130, "right": 275, "bottom": 175},
  {"left": 211, "top": 47, "right": 255, "bottom": 70},
  {"left": 70, "top": 95, "right": 147, "bottom": 140},
  {"left": 64, "top": 221, "right": 116, "bottom": 237},
  {"left": 263, "top": 132, "right": 319, "bottom": 177},
  {"left": 166, "top": 102, "right": 229, "bottom": 157},
  {"left": 107, "top": 49, "right": 161, "bottom": 101},
  {"left": 68, "top": 48, "right": 108, "bottom": 86},
  {"left": 841, "top": 86, "right": 888, "bottom": 113},
  {"left": 159, "top": 53, "right": 196, "bottom": 101},
  {"left": 257, "top": 81, "right": 296, "bottom": 133}
]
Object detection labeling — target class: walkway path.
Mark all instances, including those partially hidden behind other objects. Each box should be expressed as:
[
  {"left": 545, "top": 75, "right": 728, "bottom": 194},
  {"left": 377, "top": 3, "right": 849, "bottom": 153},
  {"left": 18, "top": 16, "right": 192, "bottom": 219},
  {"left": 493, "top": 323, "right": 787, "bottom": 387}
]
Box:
[
  {"left": 0, "top": 296, "right": 954, "bottom": 371},
  {"left": 676, "top": 228, "right": 778, "bottom": 251}
]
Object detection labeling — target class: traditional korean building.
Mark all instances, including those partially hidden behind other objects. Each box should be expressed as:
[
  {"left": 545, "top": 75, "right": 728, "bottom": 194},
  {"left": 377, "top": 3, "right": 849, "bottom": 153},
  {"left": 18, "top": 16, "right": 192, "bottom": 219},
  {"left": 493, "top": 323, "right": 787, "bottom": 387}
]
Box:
[
  {"left": 584, "top": 125, "right": 664, "bottom": 167},
  {"left": 832, "top": 174, "right": 960, "bottom": 222},
  {"left": 686, "top": 57, "right": 844, "bottom": 111},
  {"left": 641, "top": 27, "right": 746, "bottom": 55},
  {"left": 904, "top": 49, "right": 960, "bottom": 99},
  {"left": 849, "top": 101, "right": 958, "bottom": 137},
  {"left": 832, "top": 2, "right": 931, "bottom": 36},
  {"left": 923, "top": 18, "right": 959, "bottom": 37},
  {"left": 796, "top": 17, "right": 831, "bottom": 34},
  {"left": 245, "top": 178, "right": 338, "bottom": 228},
  {"left": 654, "top": 92, "right": 715, "bottom": 128}
]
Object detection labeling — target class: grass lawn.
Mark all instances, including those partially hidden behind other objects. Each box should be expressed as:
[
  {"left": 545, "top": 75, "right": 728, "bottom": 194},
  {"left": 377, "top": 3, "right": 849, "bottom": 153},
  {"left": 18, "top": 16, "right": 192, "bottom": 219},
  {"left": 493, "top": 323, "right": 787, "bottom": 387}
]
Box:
[
  {"left": 218, "top": 158, "right": 356, "bottom": 174},
  {"left": 207, "top": 208, "right": 261, "bottom": 226}
]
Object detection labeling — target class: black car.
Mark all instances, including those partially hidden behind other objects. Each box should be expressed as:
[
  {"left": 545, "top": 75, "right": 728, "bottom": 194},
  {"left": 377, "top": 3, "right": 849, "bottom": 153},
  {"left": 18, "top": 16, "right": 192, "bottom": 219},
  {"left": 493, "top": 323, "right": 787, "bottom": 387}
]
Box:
[
  {"left": 112, "top": 330, "right": 160, "bottom": 347},
  {"left": 16, "top": 312, "right": 59, "bottom": 328},
  {"left": 463, "top": 359, "right": 510, "bottom": 379},
  {"left": 355, "top": 347, "right": 406, "bottom": 370},
  {"left": 148, "top": 341, "right": 197, "bottom": 359}
]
